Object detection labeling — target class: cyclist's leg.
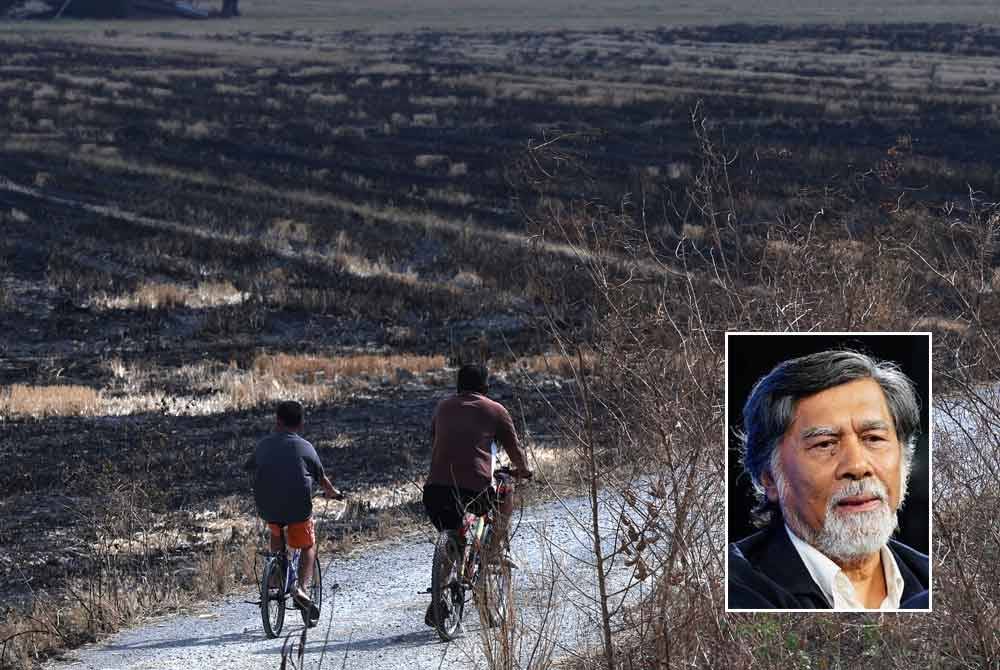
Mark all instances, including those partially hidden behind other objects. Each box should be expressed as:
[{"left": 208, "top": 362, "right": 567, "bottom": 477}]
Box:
[
  {"left": 466, "top": 486, "right": 506, "bottom": 558},
  {"left": 266, "top": 523, "right": 285, "bottom": 588},
  {"left": 424, "top": 485, "right": 465, "bottom": 625},
  {"left": 267, "top": 522, "right": 284, "bottom": 553},
  {"left": 286, "top": 518, "right": 316, "bottom": 593}
]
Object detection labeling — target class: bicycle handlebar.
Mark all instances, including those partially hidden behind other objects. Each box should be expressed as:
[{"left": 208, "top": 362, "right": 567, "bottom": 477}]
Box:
[{"left": 496, "top": 464, "right": 533, "bottom": 480}]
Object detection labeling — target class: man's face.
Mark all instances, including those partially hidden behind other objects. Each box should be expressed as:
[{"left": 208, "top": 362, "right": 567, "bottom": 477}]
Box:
[{"left": 764, "top": 378, "right": 904, "bottom": 562}]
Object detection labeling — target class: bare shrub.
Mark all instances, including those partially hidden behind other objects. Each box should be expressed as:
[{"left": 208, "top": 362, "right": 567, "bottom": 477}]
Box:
[
  {"left": 0, "top": 483, "right": 260, "bottom": 670},
  {"left": 507, "top": 107, "right": 1000, "bottom": 669}
]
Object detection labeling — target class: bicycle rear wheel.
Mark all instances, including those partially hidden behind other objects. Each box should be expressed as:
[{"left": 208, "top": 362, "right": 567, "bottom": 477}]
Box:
[
  {"left": 261, "top": 556, "right": 286, "bottom": 638},
  {"left": 431, "top": 531, "right": 465, "bottom": 641}
]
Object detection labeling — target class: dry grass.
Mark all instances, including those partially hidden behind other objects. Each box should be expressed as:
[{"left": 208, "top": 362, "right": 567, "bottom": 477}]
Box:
[
  {"left": 516, "top": 352, "right": 594, "bottom": 377},
  {"left": 253, "top": 352, "right": 446, "bottom": 382},
  {"left": 217, "top": 366, "right": 335, "bottom": 409},
  {"left": 93, "top": 281, "right": 247, "bottom": 310},
  {"left": 0, "top": 384, "right": 101, "bottom": 419},
  {"left": 0, "top": 489, "right": 261, "bottom": 670},
  {"left": 414, "top": 153, "right": 448, "bottom": 168},
  {"left": 1, "top": 353, "right": 447, "bottom": 419},
  {"left": 307, "top": 91, "right": 349, "bottom": 105}
]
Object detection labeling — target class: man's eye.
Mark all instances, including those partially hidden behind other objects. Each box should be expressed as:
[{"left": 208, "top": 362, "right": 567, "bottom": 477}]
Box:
[
  {"left": 812, "top": 441, "right": 836, "bottom": 450},
  {"left": 864, "top": 434, "right": 886, "bottom": 443}
]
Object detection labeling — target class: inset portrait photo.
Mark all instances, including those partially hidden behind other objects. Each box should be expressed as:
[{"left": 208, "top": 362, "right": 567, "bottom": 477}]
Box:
[{"left": 725, "top": 333, "right": 931, "bottom": 611}]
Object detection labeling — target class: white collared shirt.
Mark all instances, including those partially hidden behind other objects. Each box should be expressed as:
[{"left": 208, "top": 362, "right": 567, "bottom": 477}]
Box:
[{"left": 785, "top": 524, "right": 905, "bottom": 610}]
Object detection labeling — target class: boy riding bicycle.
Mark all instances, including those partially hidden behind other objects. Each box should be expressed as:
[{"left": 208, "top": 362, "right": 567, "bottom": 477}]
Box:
[
  {"left": 245, "top": 400, "right": 342, "bottom": 617},
  {"left": 422, "top": 364, "right": 532, "bottom": 626}
]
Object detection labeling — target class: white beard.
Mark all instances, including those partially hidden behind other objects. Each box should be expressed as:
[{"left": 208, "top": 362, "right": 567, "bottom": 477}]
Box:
[{"left": 777, "top": 474, "right": 898, "bottom": 564}]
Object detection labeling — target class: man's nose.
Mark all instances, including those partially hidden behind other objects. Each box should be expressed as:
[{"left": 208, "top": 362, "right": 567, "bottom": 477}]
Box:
[{"left": 835, "top": 433, "right": 874, "bottom": 481}]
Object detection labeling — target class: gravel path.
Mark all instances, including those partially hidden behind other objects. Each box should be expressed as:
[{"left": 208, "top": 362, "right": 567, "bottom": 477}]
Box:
[{"left": 48, "top": 490, "right": 636, "bottom": 670}]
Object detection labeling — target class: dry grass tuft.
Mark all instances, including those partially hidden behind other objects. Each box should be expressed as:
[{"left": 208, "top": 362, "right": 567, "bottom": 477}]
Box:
[
  {"left": 94, "top": 281, "right": 246, "bottom": 310},
  {"left": 253, "top": 352, "right": 446, "bottom": 383},
  {"left": 217, "top": 368, "right": 334, "bottom": 409},
  {"left": 1, "top": 384, "right": 101, "bottom": 419},
  {"left": 516, "top": 352, "right": 595, "bottom": 377}
]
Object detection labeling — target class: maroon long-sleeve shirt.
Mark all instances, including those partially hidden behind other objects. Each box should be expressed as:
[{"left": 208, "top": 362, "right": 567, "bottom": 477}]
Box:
[{"left": 427, "top": 392, "right": 528, "bottom": 492}]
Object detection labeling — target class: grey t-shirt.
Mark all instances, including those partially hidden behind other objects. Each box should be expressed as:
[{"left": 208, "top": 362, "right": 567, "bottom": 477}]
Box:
[{"left": 246, "top": 431, "right": 324, "bottom": 524}]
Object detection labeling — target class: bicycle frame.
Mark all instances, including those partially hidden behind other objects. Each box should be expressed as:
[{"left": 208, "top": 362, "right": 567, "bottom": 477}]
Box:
[
  {"left": 429, "top": 468, "right": 521, "bottom": 641},
  {"left": 456, "top": 512, "right": 491, "bottom": 584},
  {"left": 264, "top": 532, "right": 301, "bottom": 599}
]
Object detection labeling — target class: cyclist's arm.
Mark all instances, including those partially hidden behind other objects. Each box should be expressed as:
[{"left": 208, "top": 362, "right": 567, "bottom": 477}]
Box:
[
  {"left": 496, "top": 406, "right": 532, "bottom": 478},
  {"left": 320, "top": 474, "right": 343, "bottom": 499},
  {"left": 302, "top": 443, "right": 341, "bottom": 498}
]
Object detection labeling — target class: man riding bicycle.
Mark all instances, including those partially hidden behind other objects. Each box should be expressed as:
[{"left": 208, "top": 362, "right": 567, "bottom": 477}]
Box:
[
  {"left": 244, "top": 400, "right": 342, "bottom": 617},
  {"left": 422, "top": 364, "right": 532, "bottom": 626}
]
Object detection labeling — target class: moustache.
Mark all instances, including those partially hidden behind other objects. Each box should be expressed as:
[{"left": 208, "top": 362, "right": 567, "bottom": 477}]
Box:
[{"left": 828, "top": 478, "right": 888, "bottom": 509}]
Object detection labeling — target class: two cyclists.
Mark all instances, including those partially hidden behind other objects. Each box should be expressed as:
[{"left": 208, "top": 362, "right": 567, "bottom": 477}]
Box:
[{"left": 248, "top": 364, "right": 531, "bottom": 632}]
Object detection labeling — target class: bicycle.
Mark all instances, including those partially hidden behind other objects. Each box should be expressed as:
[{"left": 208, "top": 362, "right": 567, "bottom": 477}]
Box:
[
  {"left": 259, "top": 527, "right": 323, "bottom": 638},
  {"left": 429, "top": 465, "right": 529, "bottom": 642}
]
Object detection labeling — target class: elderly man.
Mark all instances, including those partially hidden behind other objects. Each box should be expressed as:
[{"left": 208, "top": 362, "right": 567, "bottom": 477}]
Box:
[{"left": 728, "top": 350, "right": 929, "bottom": 610}]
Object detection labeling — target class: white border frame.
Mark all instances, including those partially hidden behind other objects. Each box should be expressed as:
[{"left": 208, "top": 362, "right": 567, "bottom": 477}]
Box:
[{"left": 723, "top": 331, "right": 933, "bottom": 613}]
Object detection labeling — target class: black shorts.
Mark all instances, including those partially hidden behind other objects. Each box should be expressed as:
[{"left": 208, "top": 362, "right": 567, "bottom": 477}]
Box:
[{"left": 423, "top": 483, "right": 499, "bottom": 532}]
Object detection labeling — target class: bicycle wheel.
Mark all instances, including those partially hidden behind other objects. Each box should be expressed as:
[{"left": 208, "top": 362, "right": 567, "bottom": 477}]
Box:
[
  {"left": 479, "top": 558, "right": 513, "bottom": 630},
  {"left": 261, "top": 556, "right": 286, "bottom": 638},
  {"left": 431, "top": 530, "right": 465, "bottom": 641},
  {"left": 301, "top": 553, "right": 323, "bottom": 627}
]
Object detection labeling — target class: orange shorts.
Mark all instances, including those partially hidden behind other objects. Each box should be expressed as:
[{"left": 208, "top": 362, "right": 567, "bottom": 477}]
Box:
[{"left": 268, "top": 518, "right": 315, "bottom": 549}]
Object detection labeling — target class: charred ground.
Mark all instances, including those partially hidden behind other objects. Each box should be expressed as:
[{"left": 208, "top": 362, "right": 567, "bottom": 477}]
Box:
[{"left": 1, "top": 20, "right": 999, "bottom": 658}]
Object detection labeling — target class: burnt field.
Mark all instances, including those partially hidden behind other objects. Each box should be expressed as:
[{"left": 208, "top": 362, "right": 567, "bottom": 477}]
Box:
[{"left": 1, "top": 19, "right": 1000, "bottom": 645}]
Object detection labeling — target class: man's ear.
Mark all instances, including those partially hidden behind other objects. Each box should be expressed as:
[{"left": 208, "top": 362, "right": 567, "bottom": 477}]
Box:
[{"left": 761, "top": 467, "right": 779, "bottom": 503}]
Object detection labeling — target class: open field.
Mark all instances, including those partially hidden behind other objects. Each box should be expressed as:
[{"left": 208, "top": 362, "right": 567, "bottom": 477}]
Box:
[
  {"left": 3, "top": 0, "right": 1000, "bottom": 33},
  {"left": 2, "top": 9, "right": 1000, "bottom": 668}
]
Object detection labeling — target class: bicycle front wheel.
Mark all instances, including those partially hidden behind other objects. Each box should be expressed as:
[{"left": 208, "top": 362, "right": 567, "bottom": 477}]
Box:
[
  {"left": 431, "top": 530, "right": 464, "bottom": 641},
  {"left": 479, "top": 558, "right": 513, "bottom": 630},
  {"left": 261, "top": 556, "right": 286, "bottom": 638}
]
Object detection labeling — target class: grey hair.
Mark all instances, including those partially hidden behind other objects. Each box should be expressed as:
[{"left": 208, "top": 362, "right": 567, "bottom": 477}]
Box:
[{"left": 740, "top": 349, "right": 920, "bottom": 526}]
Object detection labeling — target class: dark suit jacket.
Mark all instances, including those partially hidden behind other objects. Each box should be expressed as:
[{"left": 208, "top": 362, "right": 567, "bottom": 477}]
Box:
[{"left": 728, "top": 523, "right": 929, "bottom": 609}]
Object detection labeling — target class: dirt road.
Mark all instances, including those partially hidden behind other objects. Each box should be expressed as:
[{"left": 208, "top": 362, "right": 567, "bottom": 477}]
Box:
[{"left": 48, "top": 490, "right": 636, "bottom": 670}]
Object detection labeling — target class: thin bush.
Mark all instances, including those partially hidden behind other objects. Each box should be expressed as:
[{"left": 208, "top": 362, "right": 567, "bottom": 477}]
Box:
[
  {"left": 506, "top": 105, "right": 1000, "bottom": 669},
  {"left": 0, "top": 480, "right": 260, "bottom": 670}
]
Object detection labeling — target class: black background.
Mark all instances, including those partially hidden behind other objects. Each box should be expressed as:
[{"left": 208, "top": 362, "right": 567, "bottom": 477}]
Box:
[{"left": 726, "top": 333, "right": 930, "bottom": 554}]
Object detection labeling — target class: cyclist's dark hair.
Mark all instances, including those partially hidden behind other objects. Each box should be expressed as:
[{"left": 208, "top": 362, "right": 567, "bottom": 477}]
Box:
[
  {"left": 457, "top": 364, "right": 488, "bottom": 394},
  {"left": 276, "top": 400, "right": 304, "bottom": 429}
]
